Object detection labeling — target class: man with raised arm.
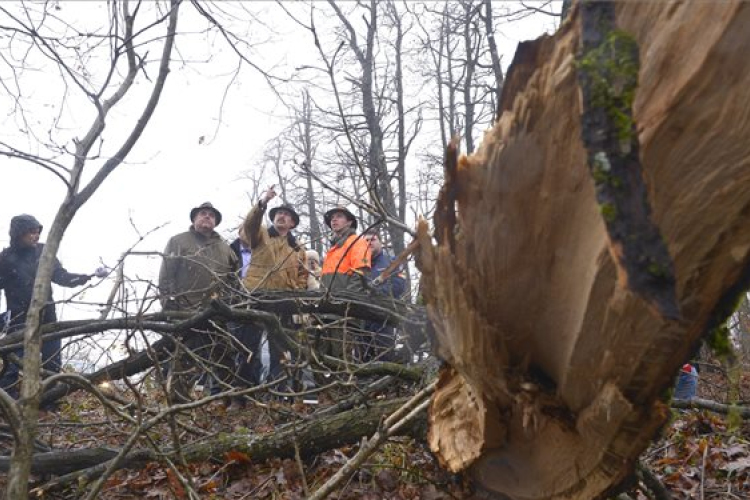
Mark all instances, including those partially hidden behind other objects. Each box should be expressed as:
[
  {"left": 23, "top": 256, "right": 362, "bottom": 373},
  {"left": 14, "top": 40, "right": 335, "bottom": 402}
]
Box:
[{"left": 240, "top": 187, "right": 309, "bottom": 400}]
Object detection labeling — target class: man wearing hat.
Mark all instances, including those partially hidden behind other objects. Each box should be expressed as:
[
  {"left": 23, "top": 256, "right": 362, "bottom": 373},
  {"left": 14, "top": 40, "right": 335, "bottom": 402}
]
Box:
[
  {"left": 317, "top": 206, "right": 372, "bottom": 361},
  {"left": 158, "top": 202, "right": 238, "bottom": 402},
  {"left": 0, "top": 214, "right": 106, "bottom": 402},
  {"left": 240, "top": 187, "right": 309, "bottom": 397},
  {"left": 242, "top": 187, "right": 307, "bottom": 292},
  {"left": 320, "top": 206, "right": 371, "bottom": 293}
]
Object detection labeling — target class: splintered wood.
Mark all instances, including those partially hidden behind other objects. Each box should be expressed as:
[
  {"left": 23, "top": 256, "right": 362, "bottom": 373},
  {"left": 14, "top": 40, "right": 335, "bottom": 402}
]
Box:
[{"left": 417, "top": 1, "right": 750, "bottom": 498}]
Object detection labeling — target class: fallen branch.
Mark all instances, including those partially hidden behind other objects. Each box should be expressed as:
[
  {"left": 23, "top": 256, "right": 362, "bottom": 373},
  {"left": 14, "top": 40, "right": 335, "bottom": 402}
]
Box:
[
  {"left": 671, "top": 397, "right": 750, "bottom": 419},
  {"left": 308, "top": 380, "right": 436, "bottom": 500},
  {"left": 30, "top": 395, "right": 429, "bottom": 493},
  {"left": 0, "top": 292, "right": 425, "bottom": 354},
  {"left": 636, "top": 462, "right": 673, "bottom": 500}
]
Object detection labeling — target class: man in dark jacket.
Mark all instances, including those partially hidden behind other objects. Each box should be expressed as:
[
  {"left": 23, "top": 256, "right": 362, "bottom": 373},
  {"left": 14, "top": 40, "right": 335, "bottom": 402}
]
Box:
[
  {"left": 360, "top": 229, "right": 406, "bottom": 362},
  {"left": 158, "top": 202, "right": 238, "bottom": 403},
  {"left": 0, "top": 214, "right": 101, "bottom": 400}
]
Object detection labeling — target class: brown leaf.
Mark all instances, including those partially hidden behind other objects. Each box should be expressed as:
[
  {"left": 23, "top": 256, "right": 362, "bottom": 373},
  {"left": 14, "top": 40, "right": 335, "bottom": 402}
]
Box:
[
  {"left": 198, "top": 478, "right": 219, "bottom": 493},
  {"left": 225, "top": 450, "right": 252, "bottom": 464},
  {"left": 166, "top": 469, "right": 186, "bottom": 499},
  {"left": 282, "top": 458, "right": 301, "bottom": 483}
]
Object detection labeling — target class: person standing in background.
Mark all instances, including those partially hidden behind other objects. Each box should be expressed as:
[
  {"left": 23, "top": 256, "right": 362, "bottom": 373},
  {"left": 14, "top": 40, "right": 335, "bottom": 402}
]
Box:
[{"left": 0, "top": 214, "right": 106, "bottom": 405}]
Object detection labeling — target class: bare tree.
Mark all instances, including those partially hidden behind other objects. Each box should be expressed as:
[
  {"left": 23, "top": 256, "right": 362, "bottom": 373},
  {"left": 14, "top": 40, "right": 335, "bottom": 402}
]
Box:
[
  {"left": 292, "top": 90, "right": 325, "bottom": 255},
  {"left": 0, "top": 1, "right": 180, "bottom": 496},
  {"left": 280, "top": 1, "right": 423, "bottom": 254}
]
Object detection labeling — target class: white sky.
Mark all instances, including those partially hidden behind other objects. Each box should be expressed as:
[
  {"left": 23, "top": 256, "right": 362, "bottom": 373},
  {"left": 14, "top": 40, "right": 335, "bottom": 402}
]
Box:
[{"left": 0, "top": 1, "right": 560, "bottom": 322}]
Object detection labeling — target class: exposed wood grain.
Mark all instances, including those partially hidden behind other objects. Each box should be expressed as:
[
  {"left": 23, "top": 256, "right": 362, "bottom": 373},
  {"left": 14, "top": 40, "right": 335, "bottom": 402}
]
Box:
[{"left": 418, "top": 1, "right": 750, "bottom": 498}]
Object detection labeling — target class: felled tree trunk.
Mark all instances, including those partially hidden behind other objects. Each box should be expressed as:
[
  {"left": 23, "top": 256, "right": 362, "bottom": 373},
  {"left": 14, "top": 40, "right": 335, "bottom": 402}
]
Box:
[
  {"left": 417, "top": 1, "right": 750, "bottom": 499},
  {"left": 26, "top": 397, "right": 426, "bottom": 492}
]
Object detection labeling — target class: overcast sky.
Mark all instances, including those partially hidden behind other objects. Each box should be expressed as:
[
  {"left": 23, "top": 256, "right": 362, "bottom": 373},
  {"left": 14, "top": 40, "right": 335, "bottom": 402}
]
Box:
[{"left": 0, "top": 1, "right": 560, "bottom": 321}]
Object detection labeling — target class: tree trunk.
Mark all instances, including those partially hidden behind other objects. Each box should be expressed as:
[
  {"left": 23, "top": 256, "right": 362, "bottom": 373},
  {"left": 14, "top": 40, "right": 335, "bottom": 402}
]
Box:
[
  {"left": 482, "top": 0, "right": 504, "bottom": 121},
  {"left": 299, "top": 91, "right": 324, "bottom": 256},
  {"left": 461, "top": 1, "right": 478, "bottom": 155},
  {"left": 28, "top": 397, "right": 426, "bottom": 491},
  {"left": 417, "top": 1, "right": 750, "bottom": 499},
  {"left": 3, "top": 2, "right": 180, "bottom": 495}
]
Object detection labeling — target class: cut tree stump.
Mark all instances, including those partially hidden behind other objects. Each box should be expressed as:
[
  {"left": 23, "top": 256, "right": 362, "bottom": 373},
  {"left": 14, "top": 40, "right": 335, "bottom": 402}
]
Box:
[{"left": 417, "top": 1, "right": 750, "bottom": 499}]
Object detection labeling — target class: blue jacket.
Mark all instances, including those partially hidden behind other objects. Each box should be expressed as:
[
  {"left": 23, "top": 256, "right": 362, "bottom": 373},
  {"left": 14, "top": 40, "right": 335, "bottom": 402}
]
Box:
[{"left": 369, "top": 251, "right": 406, "bottom": 299}]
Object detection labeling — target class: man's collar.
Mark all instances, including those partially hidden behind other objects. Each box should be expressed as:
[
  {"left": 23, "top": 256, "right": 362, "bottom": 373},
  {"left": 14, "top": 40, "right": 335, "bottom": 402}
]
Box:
[
  {"left": 190, "top": 226, "right": 217, "bottom": 239},
  {"left": 331, "top": 227, "right": 356, "bottom": 247}
]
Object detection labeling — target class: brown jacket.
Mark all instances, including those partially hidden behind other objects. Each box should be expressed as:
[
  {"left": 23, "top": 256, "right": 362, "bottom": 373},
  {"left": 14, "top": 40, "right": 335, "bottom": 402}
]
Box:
[
  {"left": 242, "top": 201, "right": 308, "bottom": 291},
  {"left": 158, "top": 227, "right": 238, "bottom": 310}
]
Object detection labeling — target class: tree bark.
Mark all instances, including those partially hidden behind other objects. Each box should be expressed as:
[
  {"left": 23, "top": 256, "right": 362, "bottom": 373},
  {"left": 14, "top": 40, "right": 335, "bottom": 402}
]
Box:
[
  {"left": 482, "top": 0, "right": 504, "bottom": 121},
  {"left": 417, "top": 1, "right": 750, "bottom": 499},
  {"left": 30, "top": 397, "right": 427, "bottom": 492},
  {"left": 4, "top": 3, "right": 180, "bottom": 496}
]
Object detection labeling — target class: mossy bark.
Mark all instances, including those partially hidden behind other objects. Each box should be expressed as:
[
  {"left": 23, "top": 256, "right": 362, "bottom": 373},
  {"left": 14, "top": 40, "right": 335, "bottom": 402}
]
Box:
[
  {"left": 577, "top": 0, "right": 679, "bottom": 321},
  {"left": 29, "top": 397, "right": 428, "bottom": 492}
]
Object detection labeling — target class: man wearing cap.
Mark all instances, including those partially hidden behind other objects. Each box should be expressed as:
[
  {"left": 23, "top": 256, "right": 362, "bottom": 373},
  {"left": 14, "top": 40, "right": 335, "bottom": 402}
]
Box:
[
  {"left": 240, "top": 187, "right": 309, "bottom": 396},
  {"left": 317, "top": 207, "right": 371, "bottom": 360},
  {"left": 0, "top": 214, "right": 105, "bottom": 402},
  {"left": 158, "top": 202, "right": 238, "bottom": 402},
  {"left": 242, "top": 187, "right": 307, "bottom": 292},
  {"left": 320, "top": 206, "right": 371, "bottom": 293},
  {"left": 159, "top": 202, "right": 237, "bottom": 312}
]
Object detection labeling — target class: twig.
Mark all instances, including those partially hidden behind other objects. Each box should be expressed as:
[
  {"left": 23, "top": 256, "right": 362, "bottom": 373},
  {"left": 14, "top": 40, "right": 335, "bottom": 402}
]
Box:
[
  {"left": 308, "top": 380, "right": 436, "bottom": 500},
  {"left": 636, "top": 462, "right": 673, "bottom": 500},
  {"left": 293, "top": 436, "right": 310, "bottom": 497},
  {"left": 700, "top": 441, "right": 708, "bottom": 500}
]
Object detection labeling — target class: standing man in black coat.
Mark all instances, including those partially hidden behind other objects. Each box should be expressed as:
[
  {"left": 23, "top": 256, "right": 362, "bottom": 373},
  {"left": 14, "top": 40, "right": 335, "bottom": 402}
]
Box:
[{"left": 0, "top": 214, "right": 104, "bottom": 401}]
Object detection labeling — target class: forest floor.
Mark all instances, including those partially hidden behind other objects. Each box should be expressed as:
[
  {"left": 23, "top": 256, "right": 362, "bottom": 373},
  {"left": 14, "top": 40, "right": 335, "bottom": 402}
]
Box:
[{"left": 1, "top": 364, "right": 749, "bottom": 499}]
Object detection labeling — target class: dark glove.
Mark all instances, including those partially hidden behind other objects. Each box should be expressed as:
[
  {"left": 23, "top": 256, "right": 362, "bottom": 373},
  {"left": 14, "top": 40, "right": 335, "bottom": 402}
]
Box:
[{"left": 69, "top": 274, "right": 92, "bottom": 286}]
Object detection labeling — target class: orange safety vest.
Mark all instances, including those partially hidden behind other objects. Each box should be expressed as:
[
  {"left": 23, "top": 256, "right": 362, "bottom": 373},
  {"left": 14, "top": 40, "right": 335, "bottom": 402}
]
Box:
[{"left": 321, "top": 233, "right": 371, "bottom": 277}]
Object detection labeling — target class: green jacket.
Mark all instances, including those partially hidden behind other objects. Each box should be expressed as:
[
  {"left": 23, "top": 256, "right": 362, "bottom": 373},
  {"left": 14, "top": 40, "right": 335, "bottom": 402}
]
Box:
[{"left": 158, "top": 227, "right": 238, "bottom": 311}]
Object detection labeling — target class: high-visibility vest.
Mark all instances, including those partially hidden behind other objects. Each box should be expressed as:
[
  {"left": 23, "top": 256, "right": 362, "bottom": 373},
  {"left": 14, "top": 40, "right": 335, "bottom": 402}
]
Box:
[{"left": 321, "top": 234, "right": 371, "bottom": 277}]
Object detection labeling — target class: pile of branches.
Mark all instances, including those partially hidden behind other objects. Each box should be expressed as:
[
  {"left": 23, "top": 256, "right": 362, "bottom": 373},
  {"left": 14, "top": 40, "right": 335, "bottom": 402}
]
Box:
[{"left": 0, "top": 290, "right": 433, "bottom": 498}]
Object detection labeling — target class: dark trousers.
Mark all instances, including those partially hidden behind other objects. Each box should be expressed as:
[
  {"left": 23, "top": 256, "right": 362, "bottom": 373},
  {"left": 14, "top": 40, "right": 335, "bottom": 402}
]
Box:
[
  {"left": 0, "top": 324, "right": 61, "bottom": 401},
  {"left": 359, "top": 320, "right": 397, "bottom": 362},
  {"left": 165, "top": 320, "right": 236, "bottom": 402},
  {"left": 231, "top": 322, "right": 283, "bottom": 388}
]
